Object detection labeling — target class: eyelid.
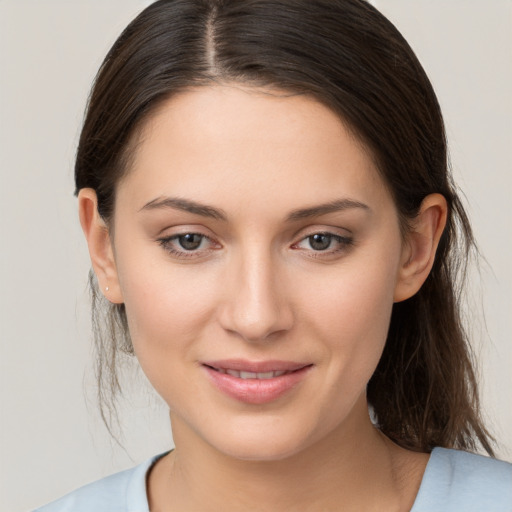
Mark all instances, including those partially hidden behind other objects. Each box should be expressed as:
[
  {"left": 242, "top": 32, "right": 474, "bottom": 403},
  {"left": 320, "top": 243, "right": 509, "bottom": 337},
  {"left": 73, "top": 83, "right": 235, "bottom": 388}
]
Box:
[
  {"left": 154, "top": 222, "right": 215, "bottom": 237},
  {"left": 157, "top": 230, "right": 222, "bottom": 259},
  {"left": 292, "top": 232, "right": 353, "bottom": 247},
  {"left": 290, "top": 229, "right": 355, "bottom": 258},
  {"left": 155, "top": 225, "right": 354, "bottom": 260},
  {"left": 291, "top": 224, "right": 353, "bottom": 242}
]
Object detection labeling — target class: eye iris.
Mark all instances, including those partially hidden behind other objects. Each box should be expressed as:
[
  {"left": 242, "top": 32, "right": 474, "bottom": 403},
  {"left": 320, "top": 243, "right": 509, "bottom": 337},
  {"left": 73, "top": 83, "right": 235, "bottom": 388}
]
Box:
[
  {"left": 309, "top": 234, "right": 331, "bottom": 251},
  {"left": 179, "top": 234, "right": 203, "bottom": 250}
]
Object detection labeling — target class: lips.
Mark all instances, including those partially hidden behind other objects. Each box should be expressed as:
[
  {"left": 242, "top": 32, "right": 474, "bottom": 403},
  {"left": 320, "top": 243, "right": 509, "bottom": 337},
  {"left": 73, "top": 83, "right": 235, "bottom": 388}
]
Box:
[
  {"left": 214, "top": 369, "right": 289, "bottom": 379},
  {"left": 202, "top": 360, "right": 312, "bottom": 405}
]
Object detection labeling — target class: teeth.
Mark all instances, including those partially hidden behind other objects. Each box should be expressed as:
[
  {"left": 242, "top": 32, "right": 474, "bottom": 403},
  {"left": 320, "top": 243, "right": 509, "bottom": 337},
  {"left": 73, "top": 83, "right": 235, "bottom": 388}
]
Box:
[
  {"left": 221, "top": 369, "right": 289, "bottom": 380},
  {"left": 240, "top": 371, "right": 258, "bottom": 379},
  {"left": 257, "top": 371, "right": 275, "bottom": 379}
]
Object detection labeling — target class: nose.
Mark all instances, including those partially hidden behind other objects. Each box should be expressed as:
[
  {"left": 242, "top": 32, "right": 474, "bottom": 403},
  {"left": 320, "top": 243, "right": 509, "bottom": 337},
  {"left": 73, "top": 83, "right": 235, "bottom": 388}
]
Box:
[{"left": 218, "top": 248, "right": 294, "bottom": 343}]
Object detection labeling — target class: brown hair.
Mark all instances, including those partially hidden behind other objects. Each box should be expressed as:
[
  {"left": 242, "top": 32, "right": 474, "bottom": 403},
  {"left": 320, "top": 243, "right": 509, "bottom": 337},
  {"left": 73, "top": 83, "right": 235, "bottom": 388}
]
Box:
[{"left": 76, "top": 0, "right": 494, "bottom": 454}]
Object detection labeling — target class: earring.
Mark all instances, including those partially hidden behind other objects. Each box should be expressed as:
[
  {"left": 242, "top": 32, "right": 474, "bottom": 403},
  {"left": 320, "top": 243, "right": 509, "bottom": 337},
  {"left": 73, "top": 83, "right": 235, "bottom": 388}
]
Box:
[{"left": 105, "top": 286, "right": 109, "bottom": 292}]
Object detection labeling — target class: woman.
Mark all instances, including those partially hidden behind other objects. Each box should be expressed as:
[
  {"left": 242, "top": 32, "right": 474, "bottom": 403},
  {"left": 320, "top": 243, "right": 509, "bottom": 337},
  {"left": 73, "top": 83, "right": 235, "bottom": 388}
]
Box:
[{"left": 35, "top": 0, "right": 511, "bottom": 510}]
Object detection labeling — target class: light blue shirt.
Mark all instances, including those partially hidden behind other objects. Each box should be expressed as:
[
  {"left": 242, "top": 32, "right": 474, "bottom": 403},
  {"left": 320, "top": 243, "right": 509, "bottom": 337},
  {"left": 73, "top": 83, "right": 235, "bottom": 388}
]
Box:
[{"left": 34, "top": 447, "right": 512, "bottom": 511}]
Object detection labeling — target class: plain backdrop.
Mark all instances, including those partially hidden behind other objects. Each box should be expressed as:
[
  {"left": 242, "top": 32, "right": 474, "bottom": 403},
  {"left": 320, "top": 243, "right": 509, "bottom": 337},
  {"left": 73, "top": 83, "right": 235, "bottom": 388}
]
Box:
[{"left": 1, "top": 1, "right": 511, "bottom": 511}]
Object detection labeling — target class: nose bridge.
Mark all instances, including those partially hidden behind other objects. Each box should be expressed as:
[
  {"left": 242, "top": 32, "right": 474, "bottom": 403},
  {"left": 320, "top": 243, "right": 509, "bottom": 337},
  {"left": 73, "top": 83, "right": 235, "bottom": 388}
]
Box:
[{"left": 220, "top": 241, "right": 292, "bottom": 342}]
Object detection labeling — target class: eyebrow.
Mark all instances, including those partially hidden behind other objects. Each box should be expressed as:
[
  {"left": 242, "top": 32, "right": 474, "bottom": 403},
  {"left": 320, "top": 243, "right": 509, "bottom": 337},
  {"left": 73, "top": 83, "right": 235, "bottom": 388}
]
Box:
[
  {"left": 286, "top": 198, "right": 371, "bottom": 221},
  {"left": 140, "top": 196, "right": 370, "bottom": 222},
  {"left": 140, "top": 196, "right": 228, "bottom": 220}
]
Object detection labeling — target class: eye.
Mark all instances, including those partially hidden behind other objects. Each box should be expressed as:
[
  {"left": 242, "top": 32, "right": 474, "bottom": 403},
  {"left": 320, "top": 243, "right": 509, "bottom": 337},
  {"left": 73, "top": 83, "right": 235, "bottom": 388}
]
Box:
[
  {"left": 307, "top": 233, "right": 335, "bottom": 251},
  {"left": 175, "top": 233, "right": 204, "bottom": 250},
  {"left": 293, "top": 232, "right": 354, "bottom": 256},
  {"left": 157, "top": 232, "right": 218, "bottom": 259}
]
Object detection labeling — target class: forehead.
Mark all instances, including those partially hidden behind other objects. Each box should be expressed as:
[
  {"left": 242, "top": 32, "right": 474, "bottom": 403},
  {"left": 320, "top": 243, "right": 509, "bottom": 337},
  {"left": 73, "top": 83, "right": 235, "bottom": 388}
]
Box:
[{"left": 116, "top": 85, "right": 391, "bottom": 218}]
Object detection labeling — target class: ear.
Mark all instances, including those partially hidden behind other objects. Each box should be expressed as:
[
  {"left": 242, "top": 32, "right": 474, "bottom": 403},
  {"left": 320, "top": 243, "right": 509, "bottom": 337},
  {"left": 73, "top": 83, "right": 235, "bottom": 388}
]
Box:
[
  {"left": 394, "top": 193, "right": 448, "bottom": 302},
  {"left": 78, "top": 188, "right": 124, "bottom": 304}
]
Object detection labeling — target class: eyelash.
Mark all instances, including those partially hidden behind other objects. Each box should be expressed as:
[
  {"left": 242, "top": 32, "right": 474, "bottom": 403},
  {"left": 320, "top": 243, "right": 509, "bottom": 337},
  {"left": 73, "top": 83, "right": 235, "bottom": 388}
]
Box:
[
  {"left": 157, "top": 231, "right": 354, "bottom": 260},
  {"left": 292, "top": 232, "right": 354, "bottom": 258},
  {"left": 157, "top": 233, "right": 218, "bottom": 259}
]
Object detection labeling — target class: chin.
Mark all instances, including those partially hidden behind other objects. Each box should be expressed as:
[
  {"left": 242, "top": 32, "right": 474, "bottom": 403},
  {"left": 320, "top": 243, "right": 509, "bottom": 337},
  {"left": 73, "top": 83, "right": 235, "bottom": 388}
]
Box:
[
  {"left": 218, "top": 440, "right": 306, "bottom": 462},
  {"left": 203, "top": 418, "right": 321, "bottom": 462}
]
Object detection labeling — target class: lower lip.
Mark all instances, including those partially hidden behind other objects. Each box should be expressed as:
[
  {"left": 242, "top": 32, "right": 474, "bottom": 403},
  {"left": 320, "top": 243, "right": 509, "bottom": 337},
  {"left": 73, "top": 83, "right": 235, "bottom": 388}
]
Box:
[{"left": 203, "top": 365, "right": 312, "bottom": 405}]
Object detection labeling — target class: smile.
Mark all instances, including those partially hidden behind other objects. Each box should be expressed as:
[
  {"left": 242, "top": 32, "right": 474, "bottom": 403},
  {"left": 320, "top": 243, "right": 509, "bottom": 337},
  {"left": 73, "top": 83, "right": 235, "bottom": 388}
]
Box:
[
  {"left": 202, "top": 360, "right": 313, "bottom": 404},
  {"left": 209, "top": 368, "right": 289, "bottom": 379}
]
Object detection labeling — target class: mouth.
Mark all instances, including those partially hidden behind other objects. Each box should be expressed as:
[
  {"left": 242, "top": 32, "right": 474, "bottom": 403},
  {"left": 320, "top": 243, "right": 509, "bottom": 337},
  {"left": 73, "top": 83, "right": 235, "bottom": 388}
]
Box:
[
  {"left": 207, "top": 368, "right": 291, "bottom": 379},
  {"left": 201, "top": 360, "right": 313, "bottom": 404}
]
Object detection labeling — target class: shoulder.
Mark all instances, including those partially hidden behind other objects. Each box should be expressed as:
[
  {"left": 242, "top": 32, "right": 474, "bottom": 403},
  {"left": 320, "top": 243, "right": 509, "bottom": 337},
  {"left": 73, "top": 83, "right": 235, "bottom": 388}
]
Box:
[
  {"left": 412, "top": 447, "right": 512, "bottom": 512},
  {"left": 32, "top": 453, "right": 166, "bottom": 512}
]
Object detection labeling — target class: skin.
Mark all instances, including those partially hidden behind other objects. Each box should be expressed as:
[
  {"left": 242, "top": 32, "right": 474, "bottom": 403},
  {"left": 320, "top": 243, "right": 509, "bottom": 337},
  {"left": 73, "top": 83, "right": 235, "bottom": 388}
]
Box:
[{"left": 79, "top": 85, "right": 447, "bottom": 511}]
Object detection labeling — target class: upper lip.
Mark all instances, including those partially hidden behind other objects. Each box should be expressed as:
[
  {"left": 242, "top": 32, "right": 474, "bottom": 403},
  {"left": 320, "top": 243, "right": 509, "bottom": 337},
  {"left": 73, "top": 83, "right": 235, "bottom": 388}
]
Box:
[{"left": 202, "top": 359, "right": 311, "bottom": 373}]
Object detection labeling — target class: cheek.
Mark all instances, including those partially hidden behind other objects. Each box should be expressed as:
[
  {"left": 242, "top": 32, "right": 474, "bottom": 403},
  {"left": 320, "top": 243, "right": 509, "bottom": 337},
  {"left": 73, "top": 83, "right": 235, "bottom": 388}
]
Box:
[
  {"left": 115, "top": 250, "right": 218, "bottom": 383},
  {"left": 306, "top": 245, "right": 399, "bottom": 335},
  {"left": 113, "top": 219, "right": 402, "bottom": 414},
  {"left": 301, "top": 246, "right": 401, "bottom": 389}
]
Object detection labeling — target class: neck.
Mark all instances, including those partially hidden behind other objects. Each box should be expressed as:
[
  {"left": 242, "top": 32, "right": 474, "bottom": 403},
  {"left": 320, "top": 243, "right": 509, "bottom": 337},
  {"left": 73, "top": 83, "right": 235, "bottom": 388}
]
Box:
[{"left": 147, "top": 399, "right": 428, "bottom": 511}]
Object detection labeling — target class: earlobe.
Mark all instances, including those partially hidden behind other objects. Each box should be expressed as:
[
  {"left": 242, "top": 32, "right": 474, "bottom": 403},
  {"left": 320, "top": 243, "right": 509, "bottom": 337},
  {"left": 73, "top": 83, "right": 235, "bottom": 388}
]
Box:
[
  {"left": 78, "top": 188, "right": 124, "bottom": 304},
  {"left": 394, "top": 193, "right": 448, "bottom": 302}
]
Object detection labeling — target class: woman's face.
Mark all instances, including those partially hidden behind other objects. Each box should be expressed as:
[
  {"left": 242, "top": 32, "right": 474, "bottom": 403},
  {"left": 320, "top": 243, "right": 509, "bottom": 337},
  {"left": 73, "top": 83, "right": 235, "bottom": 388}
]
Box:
[{"left": 111, "top": 85, "right": 407, "bottom": 460}]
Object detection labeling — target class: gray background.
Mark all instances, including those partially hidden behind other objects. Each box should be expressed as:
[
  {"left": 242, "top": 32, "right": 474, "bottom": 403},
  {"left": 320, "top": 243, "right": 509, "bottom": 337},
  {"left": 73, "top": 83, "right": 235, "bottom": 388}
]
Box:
[{"left": 1, "top": 1, "right": 511, "bottom": 510}]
